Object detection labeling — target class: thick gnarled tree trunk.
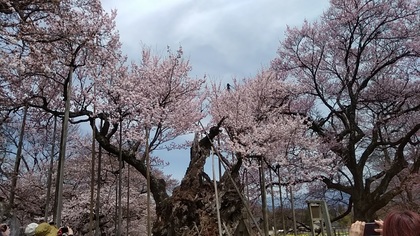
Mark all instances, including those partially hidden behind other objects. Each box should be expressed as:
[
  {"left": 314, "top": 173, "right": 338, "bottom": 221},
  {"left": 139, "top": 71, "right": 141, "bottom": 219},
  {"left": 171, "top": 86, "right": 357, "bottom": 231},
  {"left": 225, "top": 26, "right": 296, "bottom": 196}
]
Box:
[{"left": 152, "top": 127, "right": 244, "bottom": 236}]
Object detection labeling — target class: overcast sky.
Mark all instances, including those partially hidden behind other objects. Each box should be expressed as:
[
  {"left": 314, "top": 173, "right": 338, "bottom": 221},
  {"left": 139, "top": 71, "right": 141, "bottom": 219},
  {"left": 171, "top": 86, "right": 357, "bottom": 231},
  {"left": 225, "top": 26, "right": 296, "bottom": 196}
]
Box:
[{"left": 101, "top": 0, "right": 331, "bottom": 180}]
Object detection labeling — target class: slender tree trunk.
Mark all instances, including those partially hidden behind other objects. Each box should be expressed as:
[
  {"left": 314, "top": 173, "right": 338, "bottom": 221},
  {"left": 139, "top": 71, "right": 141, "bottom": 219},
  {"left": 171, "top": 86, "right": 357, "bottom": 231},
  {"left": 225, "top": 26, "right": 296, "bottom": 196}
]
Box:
[
  {"left": 126, "top": 165, "right": 130, "bottom": 236},
  {"left": 145, "top": 128, "right": 151, "bottom": 236},
  {"left": 55, "top": 67, "right": 73, "bottom": 226},
  {"left": 290, "top": 185, "right": 297, "bottom": 236},
  {"left": 114, "top": 172, "right": 118, "bottom": 232},
  {"left": 212, "top": 149, "right": 223, "bottom": 236},
  {"left": 95, "top": 121, "right": 102, "bottom": 236},
  {"left": 89, "top": 119, "right": 96, "bottom": 236},
  {"left": 278, "top": 168, "right": 286, "bottom": 236},
  {"left": 270, "top": 169, "right": 277, "bottom": 234},
  {"left": 260, "top": 159, "right": 269, "bottom": 235},
  {"left": 21, "top": 154, "right": 31, "bottom": 172},
  {"left": 116, "top": 120, "right": 123, "bottom": 236},
  {"left": 8, "top": 104, "right": 28, "bottom": 212},
  {"left": 45, "top": 116, "right": 57, "bottom": 222}
]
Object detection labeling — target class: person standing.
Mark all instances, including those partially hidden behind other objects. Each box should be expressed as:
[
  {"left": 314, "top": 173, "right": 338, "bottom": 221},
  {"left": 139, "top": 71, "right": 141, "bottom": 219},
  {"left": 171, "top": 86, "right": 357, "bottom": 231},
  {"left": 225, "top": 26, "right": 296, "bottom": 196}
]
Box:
[
  {"left": 349, "top": 209, "right": 420, "bottom": 236},
  {"left": 0, "top": 223, "right": 10, "bottom": 236},
  {"left": 33, "top": 223, "right": 58, "bottom": 236},
  {"left": 24, "top": 223, "right": 39, "bottom": 236},
  {"left": 381, "top": 210, "right": 420, "bottom": 236},
  {"left": 57, "top": 226, "right": 74, "bottom": 236}
]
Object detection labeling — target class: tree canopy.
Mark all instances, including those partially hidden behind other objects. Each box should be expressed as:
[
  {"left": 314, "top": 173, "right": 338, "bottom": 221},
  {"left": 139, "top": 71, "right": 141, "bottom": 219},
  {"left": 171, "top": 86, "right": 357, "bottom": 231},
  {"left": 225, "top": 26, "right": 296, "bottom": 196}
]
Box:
[
  {"left": 0, "top": 0, "right": 418, "bottom": 235},
  {"left": 271, "top": 0, "right": 420, "bottom": 220}
]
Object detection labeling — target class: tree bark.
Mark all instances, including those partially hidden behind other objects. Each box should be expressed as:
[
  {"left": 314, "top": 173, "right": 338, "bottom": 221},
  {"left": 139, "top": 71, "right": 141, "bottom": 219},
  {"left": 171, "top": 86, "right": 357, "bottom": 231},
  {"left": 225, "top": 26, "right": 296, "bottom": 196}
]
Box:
[
  {"left": 152, "top": 128, "right": 244, "bottom": 235},
  {"left": 8, "top": 104, "right": 28, "bottom": 213}
]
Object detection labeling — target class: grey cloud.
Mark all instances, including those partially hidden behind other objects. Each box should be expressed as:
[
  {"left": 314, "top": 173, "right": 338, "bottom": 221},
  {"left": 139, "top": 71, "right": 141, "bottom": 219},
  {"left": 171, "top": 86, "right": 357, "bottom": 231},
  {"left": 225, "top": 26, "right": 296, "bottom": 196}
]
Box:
[{"left": 104, "top": 0, "right": 329, "bottom": 80}]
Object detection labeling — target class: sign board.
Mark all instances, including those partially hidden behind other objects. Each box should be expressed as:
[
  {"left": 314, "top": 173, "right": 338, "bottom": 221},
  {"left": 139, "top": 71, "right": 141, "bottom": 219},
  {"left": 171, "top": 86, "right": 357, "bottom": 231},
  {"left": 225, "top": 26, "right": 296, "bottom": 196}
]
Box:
[{"left": 307, "top": 200, "right": 333, "bottom": 236}]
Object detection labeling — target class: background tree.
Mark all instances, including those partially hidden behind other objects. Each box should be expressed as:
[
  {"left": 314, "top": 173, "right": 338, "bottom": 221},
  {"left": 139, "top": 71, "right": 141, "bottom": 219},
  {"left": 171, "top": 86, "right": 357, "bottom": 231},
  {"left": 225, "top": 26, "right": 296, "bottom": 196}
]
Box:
[
  {"left": 271, "top": 0, "right": 420, "bottom": 221},
  {"left": 1, "top": 1, "right": 215, "bottom": 234},
  {"left": 2, "top": 131, "right": 174, "bottom": 234},
  {"left": 208, "top": 69, "right": 338, "bottom": 234},
  {"left": 210, "top": 70, "right": 336, "bottom": 183}
]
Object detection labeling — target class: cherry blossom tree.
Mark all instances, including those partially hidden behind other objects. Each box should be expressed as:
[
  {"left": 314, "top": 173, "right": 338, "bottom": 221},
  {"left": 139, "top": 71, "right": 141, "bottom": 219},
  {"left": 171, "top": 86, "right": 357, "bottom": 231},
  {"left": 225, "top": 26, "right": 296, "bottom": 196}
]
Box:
[
  {"left": 4, "top": 132, "right": 165, "bottom": 235},
  {"left": 90, "top": 46, "right": 216, "bottom": 235},
  {"left": 208, "top": 69, "right": 338, "bottom": 234},
  {"left": 4, "top": 0, "right": 418, "bottom": 234},
  {"left": 1, "top": 0, "right": 132, "bottom": 232},
  {"left": 210, "top": 70, "right": 336, "bottom": 182},
  {"left": 0, "top": 1, "right": 60, "bottom": 15},
  {"left": 0, "top": 107, "right": 80, "bottom": 224},
  {"left": 271, "top": 0, "right": 420, "bottom": 220},
  {"left": 1, "top": 0, "right": 214, "bottom": 234}
]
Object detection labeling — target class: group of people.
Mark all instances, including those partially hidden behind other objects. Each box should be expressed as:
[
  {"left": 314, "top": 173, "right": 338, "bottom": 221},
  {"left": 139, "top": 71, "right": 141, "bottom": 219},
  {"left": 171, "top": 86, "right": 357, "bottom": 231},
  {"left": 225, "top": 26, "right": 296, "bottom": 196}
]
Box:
[
  {"left": 2, "top": 209, "right": 419, "bottom": 235},
  {"left": 349, "top": 209, "right": 420, "bottom": 236},
  {"left": 0, "top": 222, "right": 73, "bottom": 236}
]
